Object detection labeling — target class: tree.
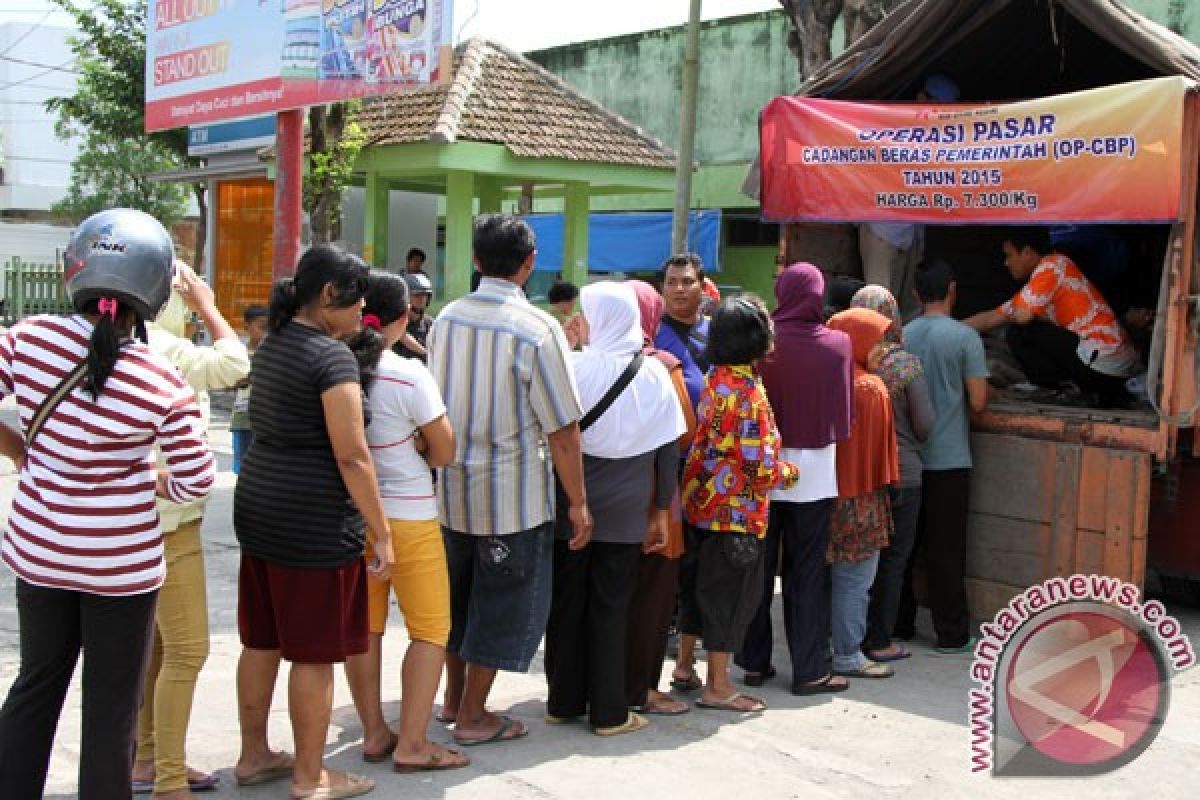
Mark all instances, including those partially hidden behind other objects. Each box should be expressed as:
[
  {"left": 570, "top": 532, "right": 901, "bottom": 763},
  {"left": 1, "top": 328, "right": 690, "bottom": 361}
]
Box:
[
  {"left": 46, "top": 0, "right": 206, "bottom": 264},
  {"left": 52, "top": 134, "right": 188, "bottom": 223},
  {"left": 305, "top": 102, "right": 366, "bottom": 244},
  {"left": 779, "top": 0, "right": 905, "bottom": 80}
]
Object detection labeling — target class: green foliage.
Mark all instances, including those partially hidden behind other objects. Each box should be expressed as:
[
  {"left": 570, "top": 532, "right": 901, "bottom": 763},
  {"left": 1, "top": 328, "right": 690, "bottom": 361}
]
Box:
[
  {"left": 46, "top": 0, "right": 192, "bottom": 226},
  {"left": 304, "top": 101, "right": 366, "bottom": 242},
  {"left": 51, "top": 134, "right": 189, "bottom": 224}
]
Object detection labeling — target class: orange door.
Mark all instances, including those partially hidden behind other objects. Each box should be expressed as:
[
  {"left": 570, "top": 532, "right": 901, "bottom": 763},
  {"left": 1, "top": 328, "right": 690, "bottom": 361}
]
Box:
[{"left": 215, "top": 178, "right": 275, "bottom": 329}]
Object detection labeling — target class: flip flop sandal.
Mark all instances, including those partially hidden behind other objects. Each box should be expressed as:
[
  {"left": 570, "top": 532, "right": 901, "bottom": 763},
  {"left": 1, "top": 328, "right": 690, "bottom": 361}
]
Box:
[
  {"left": 867, "top": 644, "right": 913, "bottom": 663},
  {"left": 362, "top": 734, "right": 399, "bottom": 763},
  {"left": 454, "top": 715, "right": 529, "bottom": 747},
  {"left": 696, "top": 692, "right": 766, "bottom": 713},
  {"left": 291, "top": 773, "right": 374, "bottom": 800},
  {"left": 834, "top": 660, "right": 895, "bottom": 679},
  {"left": 791, "top": 674, "right": 851, "bottom": 696},
  {"left": 594, "top": 712, "right": 649, "bottom": 737},
  {"left": 188, "top": 772, "right": 220, "bottom": 792},
  {"left": 669, "top": 674, "right": 703, "bottom": 692},
  {"left": 638, "top": 699, "right": 690, "bottom": 716},
  {"left": 392, "top": 747, "right": 470, "bottom": 773},
  {"left": 742, "top": 666, "right": 777, "bottom": 687},
  {"left": 236, "top": 758, "right": 296, "bottom": 787}
]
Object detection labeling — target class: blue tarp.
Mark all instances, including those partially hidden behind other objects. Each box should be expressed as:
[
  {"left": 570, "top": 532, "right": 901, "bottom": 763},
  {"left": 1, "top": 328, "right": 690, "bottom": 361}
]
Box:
[{"left": 523, "top": 210, "right": 721, "bottom": 273}]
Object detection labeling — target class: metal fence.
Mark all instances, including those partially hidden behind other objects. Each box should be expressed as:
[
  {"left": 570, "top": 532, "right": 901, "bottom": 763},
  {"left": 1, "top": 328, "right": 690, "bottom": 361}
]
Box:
[{"left": 2, "top": 256, "right": 70, "bottom": 326}]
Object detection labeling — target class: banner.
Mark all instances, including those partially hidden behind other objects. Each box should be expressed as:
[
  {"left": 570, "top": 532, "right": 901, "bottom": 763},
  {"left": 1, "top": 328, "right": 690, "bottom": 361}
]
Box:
[
  {"left": 146, "top": 0, "right": 453, "bottom": 132},
  {"left": 759, "top": 77, "right": 1190, "bottom": 225},
  {"left": 523, "top": 210, "right": 722, "bottom": 273}
]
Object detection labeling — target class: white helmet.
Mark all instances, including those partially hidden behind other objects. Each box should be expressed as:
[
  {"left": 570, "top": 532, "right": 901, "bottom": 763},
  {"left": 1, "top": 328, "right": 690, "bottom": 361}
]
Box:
[{"left": 64, "top": 208, "right": 175, "bottom": 321}]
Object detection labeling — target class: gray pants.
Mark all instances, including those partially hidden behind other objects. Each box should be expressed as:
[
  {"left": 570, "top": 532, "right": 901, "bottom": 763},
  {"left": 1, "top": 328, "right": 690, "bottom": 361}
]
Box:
[{"left": 859, "top": 225, "right": 923, "bottom": 317}]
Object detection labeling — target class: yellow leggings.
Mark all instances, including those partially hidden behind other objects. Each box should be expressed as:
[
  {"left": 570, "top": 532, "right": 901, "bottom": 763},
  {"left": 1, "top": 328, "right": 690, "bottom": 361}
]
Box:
[
  {"left": 135, "top": 520, "right": 210, "bottom": 793},
  {"left": 367, "top": 518, "right": 451, "bottom": 645}
]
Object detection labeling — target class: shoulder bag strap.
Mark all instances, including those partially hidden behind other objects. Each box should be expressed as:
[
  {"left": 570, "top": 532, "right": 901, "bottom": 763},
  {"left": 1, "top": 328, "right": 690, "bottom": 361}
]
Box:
[
  {"left": 579, "top": 352, "right": 644, "bottom": 433},
  {"left": 26, "top": 360, "right": 89, "bottom": 448}
]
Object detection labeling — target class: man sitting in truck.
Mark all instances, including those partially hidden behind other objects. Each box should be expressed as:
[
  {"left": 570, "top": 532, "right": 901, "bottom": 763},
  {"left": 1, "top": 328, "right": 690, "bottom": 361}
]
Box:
[{"left": 963, "top": 226, "right": 1140, "bottom": 408}]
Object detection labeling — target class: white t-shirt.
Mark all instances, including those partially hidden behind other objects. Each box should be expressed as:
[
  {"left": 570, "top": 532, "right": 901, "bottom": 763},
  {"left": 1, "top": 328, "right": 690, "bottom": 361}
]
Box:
[
  {"left": 769, "top": 445, "right": 838, "bottom": 504},
  {"left": 367, "top": 350, "right": 447, "bottom": 520}
]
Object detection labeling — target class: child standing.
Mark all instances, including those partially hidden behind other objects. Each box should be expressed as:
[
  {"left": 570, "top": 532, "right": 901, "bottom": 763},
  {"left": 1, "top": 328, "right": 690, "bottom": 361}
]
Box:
[
  {"left": 230, "top": 305, "right": 268, "bottom": 474},
  {"left": 680, "top": 295, "right": 798, "bottom": 713}
]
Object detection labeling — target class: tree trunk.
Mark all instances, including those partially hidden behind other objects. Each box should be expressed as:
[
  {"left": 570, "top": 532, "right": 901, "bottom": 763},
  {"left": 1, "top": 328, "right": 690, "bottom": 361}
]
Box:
[
  {"left": 843, "top": 0, "right": 903, "bottom": 50},
  {"left": 779, "top": 0, "right": 843, "bottom": 80},
  {"left": 192, "top": 182, "right": 207, "bottom": 272},
  {"left": 306, "top": 103, "right": 349, "bottom": 244}
]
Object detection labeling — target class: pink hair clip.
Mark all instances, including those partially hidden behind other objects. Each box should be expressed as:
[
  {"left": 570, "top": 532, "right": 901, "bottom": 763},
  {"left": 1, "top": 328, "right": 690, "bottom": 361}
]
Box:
[
  {"left": 362, "top": 313, "right": 383, "bottom": 330},
  {"left": 97, "top": 297, "right": 119, "bottom": 320}
]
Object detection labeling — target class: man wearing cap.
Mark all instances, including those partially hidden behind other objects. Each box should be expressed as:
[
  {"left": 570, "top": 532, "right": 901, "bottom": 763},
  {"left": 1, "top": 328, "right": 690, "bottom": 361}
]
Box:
[{"left": 859, "top": 74, "right": 961, "bottom": 317}]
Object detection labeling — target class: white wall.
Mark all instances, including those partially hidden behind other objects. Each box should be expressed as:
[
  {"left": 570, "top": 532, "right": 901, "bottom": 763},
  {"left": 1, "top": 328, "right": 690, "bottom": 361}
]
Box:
[
  {"left": 341, "top": 186, "right": 439, "bottom": 277},
  {"left": 0, "top": 23, "right": 80, "bottom": 213}
]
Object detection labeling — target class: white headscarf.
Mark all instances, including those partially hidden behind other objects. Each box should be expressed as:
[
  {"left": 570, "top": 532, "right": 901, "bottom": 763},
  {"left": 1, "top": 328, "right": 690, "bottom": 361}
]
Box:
[{"left": 571, "top": 281, "right": 686, "bottom": 459}]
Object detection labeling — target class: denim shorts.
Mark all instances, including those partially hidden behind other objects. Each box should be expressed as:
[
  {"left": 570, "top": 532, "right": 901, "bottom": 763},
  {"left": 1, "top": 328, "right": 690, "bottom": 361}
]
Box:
[{"left": 442, "top": 522, "right": 554, "bottom": 672}]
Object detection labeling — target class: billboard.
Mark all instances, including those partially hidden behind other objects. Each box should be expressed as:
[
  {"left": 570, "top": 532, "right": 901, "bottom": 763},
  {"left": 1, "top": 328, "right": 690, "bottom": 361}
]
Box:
[
  {"left": 146, "top": 0, "right": 453, "bottom": 132},
  {"left": 759, "top": 76, "right": 1189, "bottom": 224}
]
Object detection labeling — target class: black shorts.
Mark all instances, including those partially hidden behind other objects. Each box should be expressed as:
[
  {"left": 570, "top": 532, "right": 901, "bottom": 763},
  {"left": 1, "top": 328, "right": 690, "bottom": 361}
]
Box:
[
  {"left": 442, "top": 522, "right": 554, "bottom": 672},
  {"left": 679, "top": 527, "right": 765, "bottom": 653}
]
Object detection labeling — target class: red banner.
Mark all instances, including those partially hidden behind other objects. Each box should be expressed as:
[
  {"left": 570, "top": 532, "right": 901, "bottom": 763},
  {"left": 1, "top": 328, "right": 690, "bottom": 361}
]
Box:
[{"left": 759, "top": 77, "right": 1190, "bottom": 224}]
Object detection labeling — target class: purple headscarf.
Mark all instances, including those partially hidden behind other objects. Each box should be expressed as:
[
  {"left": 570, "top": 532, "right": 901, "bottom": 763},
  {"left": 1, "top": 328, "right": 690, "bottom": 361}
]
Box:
[{"left": 760, "top": 263, "right": 854, "bottom": 448}]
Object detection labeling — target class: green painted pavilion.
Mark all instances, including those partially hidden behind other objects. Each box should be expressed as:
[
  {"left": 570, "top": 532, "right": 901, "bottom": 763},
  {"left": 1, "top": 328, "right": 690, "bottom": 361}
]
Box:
[{"left": 353, "top": 38, "right": 679, "bottom": 298}]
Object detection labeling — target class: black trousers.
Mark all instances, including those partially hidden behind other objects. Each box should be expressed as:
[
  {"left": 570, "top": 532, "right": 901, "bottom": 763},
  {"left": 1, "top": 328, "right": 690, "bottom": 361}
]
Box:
[
  {"left": 864, "top": 485, "right": 922, "bottom": 651},
  {"left": 735, "top": 498, "right": 834, "bottom": 685},
  {"left": 897, "top": 469, "right": 972, "bottom": 648},
  {"left": 1007, "top": 321, "right": 1130, "bottom": 406},
  {"left": 624, "top": 553, "right": 679, "bottom": 708},
  {"left": 545, "top": 540, "right": 641, "bottom": 728},
  {"left": 0, "top": 579, "right": 158, "bottom": 800}
]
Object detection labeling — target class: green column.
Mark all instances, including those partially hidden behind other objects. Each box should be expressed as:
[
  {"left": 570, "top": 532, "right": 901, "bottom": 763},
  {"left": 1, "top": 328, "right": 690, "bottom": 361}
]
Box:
[
  {"left": 562, "top": 181, "right": 590, "bottom": 286},
  {"left": 444, "top": 170, "right": 476, "bottom": 300},
  {"left": 478, "top": 177, "right": 504, "bottom": 214},
  {"left": 363, "top": 171, "right": 389, "bottom": 267}
]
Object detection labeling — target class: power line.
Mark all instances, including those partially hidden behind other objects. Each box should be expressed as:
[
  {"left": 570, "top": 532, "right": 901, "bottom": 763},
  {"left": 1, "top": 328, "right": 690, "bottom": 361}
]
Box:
[
  {"left": 0, "top": 9, "right": 54, "bottom": 59},
  {"left": 0, "top": 57, "right": 77, "bottom": 91},
  {"left": 1, "top": 154, "right": 73, "bottom": 163},
  {"left": 0, "top": 55, "right": 77, "bottom": 73}
]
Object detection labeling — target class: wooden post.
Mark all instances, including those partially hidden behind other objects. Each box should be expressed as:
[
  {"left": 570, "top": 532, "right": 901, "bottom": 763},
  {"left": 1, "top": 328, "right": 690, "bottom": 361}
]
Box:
[
  {"left": 14, "top": 257, "right": 25, "bottom": 322},
  {"left": 273, "top": 109, "right": 305, "bottom": 281}
]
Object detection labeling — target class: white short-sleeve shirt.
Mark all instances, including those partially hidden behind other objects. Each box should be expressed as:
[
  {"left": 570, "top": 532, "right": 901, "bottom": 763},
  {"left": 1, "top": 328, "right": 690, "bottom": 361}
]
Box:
[{"left": 367, "top": 350, "right": 447, "bottom": 520}]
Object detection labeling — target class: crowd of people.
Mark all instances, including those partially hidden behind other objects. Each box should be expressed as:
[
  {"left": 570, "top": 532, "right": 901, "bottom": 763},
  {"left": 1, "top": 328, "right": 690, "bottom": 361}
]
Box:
[{"left": 0, "top": 205, "right": 1148, "bottom": 799}]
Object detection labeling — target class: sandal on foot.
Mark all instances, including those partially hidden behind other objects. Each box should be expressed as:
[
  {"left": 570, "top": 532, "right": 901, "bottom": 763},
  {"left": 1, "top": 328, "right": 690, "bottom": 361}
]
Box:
[
  {"left": 791, "top": 674, "right": 850, "bottom": 696},
  {"left": 594, "top": 712, "right": 649, "bottom": 736},
  {"left": 235, "top": 753, "right": 296, "bottom": 787},
  {"left": 454, "top": 715, "right": 529, "bottom": 747},
  {"left": 834, "top": 660, "right": 895, "bottom": 679},
  {"left": 742, "top": 666, "right": 776, "bottom": 687},
  {"left": 669, "top": 673, "right": 702, "bottom": 692},
  {"left": 696, "top": 692, "right": 766, "bottom": 713},
  {"left": 393, "top": 746, "right": 470, "bottom": 773},
  {"left": 639, "top": 697, "right": 690, "bottom": 716},
  {"left": 866, "top": 644, "right": 912, "bottom": 663},
  {"left": 291, "top": 773, "right": 374, "bottom": 800},
  {"left": 362, "top": 732, "right": 399, "bottom": 763}
]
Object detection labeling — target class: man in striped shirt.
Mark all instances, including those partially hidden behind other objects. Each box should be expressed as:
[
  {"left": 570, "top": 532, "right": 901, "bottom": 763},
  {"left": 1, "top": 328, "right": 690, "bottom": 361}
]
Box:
[{"left": 429, "top": 214, "right": 591, "bottom": 747}]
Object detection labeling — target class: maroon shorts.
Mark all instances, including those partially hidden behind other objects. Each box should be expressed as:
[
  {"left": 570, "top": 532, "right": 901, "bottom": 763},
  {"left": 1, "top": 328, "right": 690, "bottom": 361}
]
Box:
[{"left": 237, "top": 554, "right": 368, "bottom": 663}]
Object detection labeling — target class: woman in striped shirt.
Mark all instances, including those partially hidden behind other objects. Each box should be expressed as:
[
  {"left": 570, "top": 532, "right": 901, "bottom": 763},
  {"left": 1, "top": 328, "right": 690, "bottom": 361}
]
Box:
[{"left": 0, "top": 209, "right": 216, "bottom": 800}]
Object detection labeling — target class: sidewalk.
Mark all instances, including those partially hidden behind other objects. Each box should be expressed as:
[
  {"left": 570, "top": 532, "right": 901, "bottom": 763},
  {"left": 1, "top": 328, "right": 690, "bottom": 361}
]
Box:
[{"left": 0, "top": 407, "right": 1198, "bottom": 799}]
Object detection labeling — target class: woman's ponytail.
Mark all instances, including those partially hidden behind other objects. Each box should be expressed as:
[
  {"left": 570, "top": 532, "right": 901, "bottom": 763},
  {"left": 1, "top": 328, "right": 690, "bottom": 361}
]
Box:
[
  {"left": 83, "top": 297, "right": 129, "bottom": 399},
  {"left": 342, "top": 328, "right": 385, "bottom": 391},
  {"left": 268, "top": 277, "right": 299, "bottom": 333}
]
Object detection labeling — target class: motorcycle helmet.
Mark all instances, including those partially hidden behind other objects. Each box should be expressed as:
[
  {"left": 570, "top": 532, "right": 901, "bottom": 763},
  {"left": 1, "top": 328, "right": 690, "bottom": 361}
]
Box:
[
  {"left": 63, "top": 208, "right": 175, "bottom": 321},
  {"left": 404, "top": 272, "right": 434, "bottom": 297}
]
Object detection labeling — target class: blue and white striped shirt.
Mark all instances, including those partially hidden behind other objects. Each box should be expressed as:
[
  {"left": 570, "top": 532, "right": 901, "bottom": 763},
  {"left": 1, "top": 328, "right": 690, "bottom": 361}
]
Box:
[{"left": 429, "top": 277, "right": 582, "bottom": 536}]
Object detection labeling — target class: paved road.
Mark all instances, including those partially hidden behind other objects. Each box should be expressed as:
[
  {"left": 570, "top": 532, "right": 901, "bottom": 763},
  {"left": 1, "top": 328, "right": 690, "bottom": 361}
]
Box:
[{"left": 0, "top": 404, "right": 1197, "bottom": 799}]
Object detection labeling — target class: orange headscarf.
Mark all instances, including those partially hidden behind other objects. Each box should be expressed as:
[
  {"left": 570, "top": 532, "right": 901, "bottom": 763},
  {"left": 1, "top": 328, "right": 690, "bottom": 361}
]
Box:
[{"left": 826, "top": 308, "right": 899, "bottom": 499}]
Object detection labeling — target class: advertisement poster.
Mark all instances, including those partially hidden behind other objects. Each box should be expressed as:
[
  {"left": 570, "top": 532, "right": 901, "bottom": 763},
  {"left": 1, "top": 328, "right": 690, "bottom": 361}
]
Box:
[
  {"left": 759, "top": 76, "right": 1189, "bottom": 224},
  {"left": 146, "top": 0, "right": 453, "bottom": 132}
]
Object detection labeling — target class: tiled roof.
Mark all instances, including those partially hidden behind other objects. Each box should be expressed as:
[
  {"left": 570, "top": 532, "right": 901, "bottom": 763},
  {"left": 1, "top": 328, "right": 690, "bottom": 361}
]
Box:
[{"left": 357, "top": 38, "right": 677, "bottom": 169}]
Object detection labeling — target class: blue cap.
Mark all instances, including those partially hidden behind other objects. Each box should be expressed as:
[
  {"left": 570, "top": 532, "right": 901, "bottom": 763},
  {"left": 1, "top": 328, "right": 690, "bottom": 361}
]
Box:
[{"left": 923, "top": 74, "right": 960, "bottom": 103}]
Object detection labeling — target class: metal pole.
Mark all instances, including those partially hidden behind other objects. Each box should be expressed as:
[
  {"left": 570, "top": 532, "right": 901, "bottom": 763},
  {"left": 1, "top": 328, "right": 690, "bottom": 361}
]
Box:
[
  {"left": 671, "top": 0, "right": 702, "bottom": 254},
  {"left": 273, "top": 109, "right": 306, "bottom": 281}
]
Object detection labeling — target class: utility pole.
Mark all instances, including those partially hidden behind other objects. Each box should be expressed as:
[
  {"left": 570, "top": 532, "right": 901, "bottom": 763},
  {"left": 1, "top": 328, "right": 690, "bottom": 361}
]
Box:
[{"left": 672, "top": 0, "right": 702, "bottom": 253}]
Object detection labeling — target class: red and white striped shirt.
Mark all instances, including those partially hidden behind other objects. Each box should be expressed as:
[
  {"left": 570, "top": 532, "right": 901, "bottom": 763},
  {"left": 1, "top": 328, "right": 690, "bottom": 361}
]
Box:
[{"left": 0, "top": 315, "right": 215, "bottom": 596}]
